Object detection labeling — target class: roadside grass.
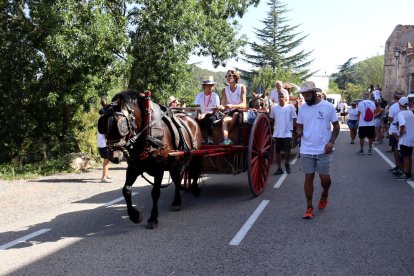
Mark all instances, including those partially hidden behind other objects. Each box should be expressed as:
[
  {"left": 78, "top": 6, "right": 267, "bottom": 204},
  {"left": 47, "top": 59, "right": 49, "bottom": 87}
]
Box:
[{"left": 0, "top": 158, "right": 75, "bottom": 180}]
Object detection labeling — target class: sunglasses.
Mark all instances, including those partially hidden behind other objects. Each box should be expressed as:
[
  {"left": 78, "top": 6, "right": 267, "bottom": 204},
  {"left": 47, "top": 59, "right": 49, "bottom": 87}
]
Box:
[{"left": 225, "top": 74, "right": 234, "bottom": 78}]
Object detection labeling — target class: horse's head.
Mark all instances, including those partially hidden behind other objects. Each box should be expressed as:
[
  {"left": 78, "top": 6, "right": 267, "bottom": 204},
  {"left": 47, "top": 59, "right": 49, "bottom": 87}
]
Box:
[{"left": 98, "top": 90, "right": 143, "bottom": 163}]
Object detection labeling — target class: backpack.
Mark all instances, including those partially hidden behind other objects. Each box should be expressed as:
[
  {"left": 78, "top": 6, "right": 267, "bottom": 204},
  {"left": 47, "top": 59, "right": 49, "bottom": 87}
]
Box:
[{"left": 363, "top": 103, "right": 374, "bottom": 122}]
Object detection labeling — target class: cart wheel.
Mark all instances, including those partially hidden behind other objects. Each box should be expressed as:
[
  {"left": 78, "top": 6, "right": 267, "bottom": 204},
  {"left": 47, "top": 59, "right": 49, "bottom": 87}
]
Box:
[
  {"left": 180, "top": 170, "right": 192, "bottom": 191},
  {"left": 247, "top": 113, "right": 272, "bottom": 196}
]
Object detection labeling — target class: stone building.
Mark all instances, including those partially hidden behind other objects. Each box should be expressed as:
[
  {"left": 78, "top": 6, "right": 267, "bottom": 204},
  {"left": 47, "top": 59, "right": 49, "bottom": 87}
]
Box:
[{"left": 383, "top": 25, "right": 414, "bottom": 101}]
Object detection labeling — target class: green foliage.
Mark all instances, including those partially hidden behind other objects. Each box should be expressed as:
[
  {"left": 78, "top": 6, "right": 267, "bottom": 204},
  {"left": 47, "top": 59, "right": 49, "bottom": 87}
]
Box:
[
  {"left": 0, "top": 1, "right": 129, "bottom": 165},
  {"left": 331, "top": 56, "right": 384, "bottom": 102},
  {"left": 241, "top": 0, "right": 315, "bottom": 84},
  {"left": 249, "top": 66, "right": 301, "bottom": 93},
  {"left": 0, "top": 157, "right": 72, "bottom": 180},
  {"left": 127, "top": 0, "right": 259, "bottom": 101}
]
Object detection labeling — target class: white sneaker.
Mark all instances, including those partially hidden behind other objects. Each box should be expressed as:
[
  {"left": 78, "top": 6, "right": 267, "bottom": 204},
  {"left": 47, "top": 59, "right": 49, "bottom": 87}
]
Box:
[{"left": 101, "top": 178, "right": 112, "bottom": 183}]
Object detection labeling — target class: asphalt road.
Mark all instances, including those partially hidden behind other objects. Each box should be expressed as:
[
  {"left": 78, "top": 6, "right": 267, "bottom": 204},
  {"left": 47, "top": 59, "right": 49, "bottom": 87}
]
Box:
[{"left": 1, "top": 123, "right": 414, "bottom": 275}]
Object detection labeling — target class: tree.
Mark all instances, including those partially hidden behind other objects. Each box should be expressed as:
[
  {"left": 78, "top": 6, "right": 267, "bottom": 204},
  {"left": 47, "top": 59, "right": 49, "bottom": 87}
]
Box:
[
  {"left": 241, "top": 0, "right": 314, "bottom": 83},
  {"left": 331, "top": 57, "right": 359, "bottom": 90},
  {"left": 354, "top": 55, "right": 384, "bottom": 90},
  {"left": 0, "top": 0, "right": 129, "bottom": 163},
  {"left": 127, "top": 0, "right": 260, "bottom": 102}
]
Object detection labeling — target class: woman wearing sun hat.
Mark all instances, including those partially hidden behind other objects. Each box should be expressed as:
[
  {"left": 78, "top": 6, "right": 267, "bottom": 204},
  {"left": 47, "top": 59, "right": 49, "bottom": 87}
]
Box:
[{"left": 194, "top": 76, "right": 221, "bottom": 144}]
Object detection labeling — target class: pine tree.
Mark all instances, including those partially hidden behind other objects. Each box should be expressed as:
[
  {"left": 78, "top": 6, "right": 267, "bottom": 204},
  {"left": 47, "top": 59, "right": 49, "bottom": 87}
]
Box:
[{"left": 242, "top": 0, "right": 314, "bottom": 82}]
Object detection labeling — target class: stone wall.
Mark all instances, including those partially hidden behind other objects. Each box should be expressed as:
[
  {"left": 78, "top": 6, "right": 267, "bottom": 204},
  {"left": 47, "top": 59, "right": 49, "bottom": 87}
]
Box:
[{"left": 383, "top": 25, "right": 414, "bottom": 102}]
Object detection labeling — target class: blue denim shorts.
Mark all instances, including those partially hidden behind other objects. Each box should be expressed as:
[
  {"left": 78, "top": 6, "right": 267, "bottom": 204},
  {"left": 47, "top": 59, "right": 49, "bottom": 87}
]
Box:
[
  {"left": 301, "top": 153, "right": 333, "bottom": 175},
  {"left": 347, "top": 119, "right": 358, "bottom": 129}
]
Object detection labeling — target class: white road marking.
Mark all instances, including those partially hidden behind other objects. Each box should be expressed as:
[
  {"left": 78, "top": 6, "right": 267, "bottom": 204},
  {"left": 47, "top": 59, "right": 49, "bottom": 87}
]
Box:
[
  {"left": 103, "top": 192, "right": 138, "bottom": 208},
  {"left": 0, "top": 228, "right": 51, "bottom": 250},
  {"left": 229, "top": 200, "right": 269, "bottom": 246},
  {"left": 290, "top": 155, "right": 299, "bottom": 165},
  {"left": 273, "top": 174, "right": 288, "bottom": 189},
  {"left": 373, "top": 147, "right": 395, "bottom": 168},
  {"left": 407, "top": 180, "right": 414, "bottom": 189}
]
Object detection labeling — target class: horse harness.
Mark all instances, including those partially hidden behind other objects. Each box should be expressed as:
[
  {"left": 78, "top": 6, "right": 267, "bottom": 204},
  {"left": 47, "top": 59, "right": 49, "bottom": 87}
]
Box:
[{"left": 105, "top": 91, "right": 196, "bottom": 161}]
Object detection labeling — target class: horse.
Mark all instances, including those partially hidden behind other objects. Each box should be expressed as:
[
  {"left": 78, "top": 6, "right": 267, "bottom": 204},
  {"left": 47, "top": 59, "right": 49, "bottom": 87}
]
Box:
[
  {"left": 98, "top": 90, "right": 202, "bottom": 229},
  {"left": 249, "top": 90, "right": 270, "bottom": 112}
]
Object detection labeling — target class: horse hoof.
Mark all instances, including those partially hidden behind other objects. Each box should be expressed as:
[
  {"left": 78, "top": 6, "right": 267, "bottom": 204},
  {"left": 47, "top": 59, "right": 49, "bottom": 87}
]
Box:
[
  {"left": 170, "top": 205, "right": 181, "bottom": 212},
  {"left": 128, "top": 210, "right": 143, "bottom": 224},
  {"left": 146, "top": 221, "right": 158, "bottom": 229}
]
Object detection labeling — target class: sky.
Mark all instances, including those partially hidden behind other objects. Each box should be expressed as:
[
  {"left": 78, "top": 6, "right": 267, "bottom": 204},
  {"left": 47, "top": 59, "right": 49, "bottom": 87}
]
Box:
[{"left": 189, "top": 0, "right": 413, "bottom": 76}]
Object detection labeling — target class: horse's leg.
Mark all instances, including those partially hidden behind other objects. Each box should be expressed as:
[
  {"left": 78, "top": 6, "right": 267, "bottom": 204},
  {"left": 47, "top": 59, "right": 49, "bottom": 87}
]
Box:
[
  {"left": 122, "top": 166, "right": 143, "bottom": 224},
  {"left": 169, "top": 164, "right": 182, "bottom": 211},
  {"left": 147, "top": 172, "right": 163, "bottom": 229},
  {"left": 190, "top": 156, "right": 202, "bottom": 197}
]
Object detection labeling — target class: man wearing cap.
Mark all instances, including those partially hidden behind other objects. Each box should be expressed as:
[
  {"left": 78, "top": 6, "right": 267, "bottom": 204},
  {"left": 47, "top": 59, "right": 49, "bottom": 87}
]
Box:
[
  {"left": 194, "top": 76, "right": 221, "bottom": 145},
  {"left": 395, "top": 96, "right": 414, "bottom": 180},
  {"left": 387, "top": 89, "right": 406, "bottom": 173},
  {"left": 356, "top": 91, "right": 376, "bottom": 155},
  {"left": 295, "top": 81, "right": 340, "bottom": 219}
]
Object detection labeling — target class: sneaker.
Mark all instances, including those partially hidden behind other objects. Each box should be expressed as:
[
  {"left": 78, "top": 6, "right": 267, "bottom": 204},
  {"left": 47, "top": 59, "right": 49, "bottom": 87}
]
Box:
[
  {"left": 274, "top": 167, "right": 284, "bottom": 175},
  {"left": 318, "top": 196, "right": 328, "bottom": 209},
  {"left": 207, "top": 136, "right": 214, "bottom": 145},
  {"left": 285, "top": 163, "right": 291, "bottom": 174},
  {"left": 221, "top": 138, "right": 233, "bottom": 145},
  {"left": 356, "top": 150, "right": 364, "bottom": 155},
  {"left": 393, "top": 170, "right": 403, "bottom": 177},
  {"left": 367, "top": 150, "right": 372, "bottom": 155},
  {"left": 303, "top": 207, "right": 314, "bottom": 219},
  {"left": 100, "top": 178, "right": 112, "bottom": 183},
  {"left": 388, "top": 166, "right": 399, "bottom": 172},
  {"left": 201, "top": 137, "right": 207, "bottom": 144},
  {"left": 396, "top": 173, "right": 410, "bottom": 181}
]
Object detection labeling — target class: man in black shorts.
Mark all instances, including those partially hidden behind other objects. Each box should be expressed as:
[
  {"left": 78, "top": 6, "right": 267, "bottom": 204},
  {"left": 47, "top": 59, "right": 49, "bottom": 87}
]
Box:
[{"left": 357, "top": 92, "right": 376, "bottom": 155}]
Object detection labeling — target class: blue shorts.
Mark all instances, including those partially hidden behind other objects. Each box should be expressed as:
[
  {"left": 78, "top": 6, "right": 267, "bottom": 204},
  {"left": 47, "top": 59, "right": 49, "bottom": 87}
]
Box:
[
  {"left": 347, "top": 119, "right": 358, "bottom": 129},
  {"left": 374, "top": 118, "right": 382, "bottom": 128},
  {"left": 301, "top": 153, "right": 333, "bottom": 175}
]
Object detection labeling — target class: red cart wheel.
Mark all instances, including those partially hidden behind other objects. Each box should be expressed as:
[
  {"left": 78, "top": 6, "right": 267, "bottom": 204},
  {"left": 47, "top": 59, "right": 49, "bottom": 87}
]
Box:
[{"left": 247, "top": 113, "right": 272, "bottom": 196}]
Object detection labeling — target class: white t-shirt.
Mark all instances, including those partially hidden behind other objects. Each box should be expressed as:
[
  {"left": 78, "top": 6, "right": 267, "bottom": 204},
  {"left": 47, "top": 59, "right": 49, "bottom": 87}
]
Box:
[
  {"left": 347, "top": 107, "right": 358, "bottom": 120},
  {"left": 372, "top": 89, "right": 381, "bottom": 101},
  {"left": 397, "top": 110, "right": 414, "bottom": 147},
  {"left": 269, "top": 104, "right": 297, "bottom": 138},
  {"left": 388, "top": 102, "right": 401, "bottom": 135},
  {"left": 297, "top": 100, "right": 338, "bottom": 155},
  {"left": 269, "top": 89, "right": 288, "bottom": 106},
  {"left": 224, "top": 84, "right": 242, "bottom": 106},
  {"left": 97, "top": 132, "right": 106, "bottom": 148},
  {"left": 194, "top": 91, "right": 220, "bottom": 114},
  {"left": 338, "top": 102, "right": 347, "bottom": 113},
  {"left": 357, "top": 100, "right": 376, "bottom": 127}
]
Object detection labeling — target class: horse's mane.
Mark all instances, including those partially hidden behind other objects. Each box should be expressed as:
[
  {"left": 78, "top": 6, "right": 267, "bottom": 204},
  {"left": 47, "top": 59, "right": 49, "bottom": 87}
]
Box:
[{"left": 111, "top": 89, "right": 144, "bottom": 107}]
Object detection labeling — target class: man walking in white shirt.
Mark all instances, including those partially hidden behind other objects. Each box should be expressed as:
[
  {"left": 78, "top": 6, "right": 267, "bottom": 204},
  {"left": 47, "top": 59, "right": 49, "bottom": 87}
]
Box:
[
  {"left": 269, "top": 90, "right": 297, "bottom": 175},
  {"left": 295, "top": 81, "right": 340, "bottom": 219}
]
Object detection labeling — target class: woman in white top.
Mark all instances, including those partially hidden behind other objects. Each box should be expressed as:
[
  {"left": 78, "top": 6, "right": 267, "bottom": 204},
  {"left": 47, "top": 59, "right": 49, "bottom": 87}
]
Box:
[
  {"left": 194, "top": 76, "right": 220, "bottom": 144},
  {"left": 346, "top": 101, "right": 359, "bottom": 144},
  {"left": 217, "top": 70, "right": 247, "bottom": 145}
]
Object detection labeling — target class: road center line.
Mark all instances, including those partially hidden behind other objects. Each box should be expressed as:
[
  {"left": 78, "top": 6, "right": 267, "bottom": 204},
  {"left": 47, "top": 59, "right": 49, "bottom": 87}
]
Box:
[
  {"left": 273, "top": 174, "right": 288, "bottom": 189},
  {"left": 0, "top": 228, "right": 51, "bottom": 250},
  {"left": 103, "top": 192, "right": 138, "bottom": 208},
  {"left": 229, "top": 200, "right": 269, "bottom": 246}
]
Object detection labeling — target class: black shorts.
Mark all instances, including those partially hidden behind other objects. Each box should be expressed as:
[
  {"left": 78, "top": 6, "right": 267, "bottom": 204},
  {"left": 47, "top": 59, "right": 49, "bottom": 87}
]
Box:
[
  {"left": 358, "top": 126, "right": 375, "bottom": 139},
  {"left": 399, "top": 145, "right": 413, "bottom": 157},
  {"left": 274, "top": 137, "right": 292, "bottom": 153},
  {"left": 340, "top": 112, "right": 347, "bottom": 116},
  {"left": 389, "top": 135, "right": 398, "bottom": 148},
  {"left": 99, "top": 147, "right": 108, "bottom": 159}
]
